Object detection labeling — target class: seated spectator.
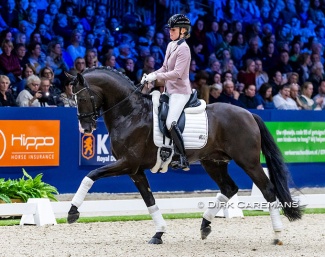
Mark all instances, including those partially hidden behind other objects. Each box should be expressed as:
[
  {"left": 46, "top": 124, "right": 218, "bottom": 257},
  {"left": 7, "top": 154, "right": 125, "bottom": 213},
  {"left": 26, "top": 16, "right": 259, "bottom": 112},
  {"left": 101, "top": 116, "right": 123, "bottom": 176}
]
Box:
[
  {"left": 298, "top": 81, "right": 323, "bottom": 110},
  {"left": 79, "top": 5, "right": 95, "bottom": 34},
  {"left": 38, "top": 23, "right": 52, "bottom": 45},
  {"left": 15, "top": 32, "right": 27, "bottom": 45},
  {"left": 190, "top": 40, "right": 206, "bottom": 70},
  {"left": 189, "top": 59, "right": 198, "bottom": 82},
  {"left": 205, "top": 59, "right": 222, "bottom": 79},
  {"left": 0, "top": 40, "right": 23, "bottom": 95},
  {"left": 261, "top": 41, "right": 279, "bottom": 76},
  {"left": 255, "top": 59, "right": 269, "bottom": 91},
  {"left": 60, "top": 80, "right": 77, "bottom": 107},
  {"left": 52, "top": 14, "right": 73, "bottom": 45},
  {"left": 14, "top": 43, "right": 28, "bottom": 68},
  {"left": 215, "top": 30, "right": 232, "bottom": 60},
  {"left": 28, "top": 42, "right": 46, "bottom": 75},
  {"left": 46, "top": 41, "right": 69, "bottom": 82},
  {"left": 66, "top": 30, "right": 86, "bottom": 63},
  {"left": 39, "top": 66, "right": 61, "bottom": 94},
  {"left": 206, "top": 20, "right": 223, "bottom": 54},
  {"left": 124, "top": 58, "right": 137, "bottom": 83},
  {"left": 239, "top": 84, "right": 263, "bottom": 109},
  {"left": 0, "top": 75, "right": 17, "bottom": 107},
  {"left": 313, "top": 80, "right": 325, "bottom": 109},
  {"left": 20, "top": 63, "right": 36, "bottom": 92},
  {"left": 273, "top": 84, "right": 299, "bottom": 110},
  {"left": 69, "top": 57, "right": 86, "bottom": 76},
  {"left": 242, "top": 37, "right": 263, "bottom": 63},
  {"left": 190, "top": 70, "right": 210, "bottom": 103},
  {"left": 53, "top": 35, "right": 74, "bottom": 69},
  {"left": 257, "top": 83, "right": 276, "bottom": 109},
  {"left": 115, "top": 43, "right": 134, "bottom": 68},
  {"left": 16, "top": 75, "right": 42, "bottom": 107},
  {"left": 216, "top": 80, "right": 243, "bottom": 107},
  {"left": 308, "top": 61, "right": 325, "bottom": 98},
  {"left": 278, "top": 49, "right": 294, "bottom": 78},
  {"left": 295, "top": 52, "right": 311, "bottom": 85},
  {"left": 269, "top": 70, "right": 288, "bottom": 96},
  {"left": 84, "top": 49, "right": 99, "bottom": 68},
  {"left": 289, "top": 83, "right": 303, "bottom": 109},
  {"left": 237, "top": 59, "right": 256, "bottom": 87},
  {"left": 136, "top": 55, "right": 155, "bottom": 83},
  {"left": 0, "top": 0, "right": 19, "bottom": 29},
  {"left": 231, "top": 32, "right": 248, "bottom": 69},
  {"left": 38, "top": 77, "right": 64, "bottom": 107},
  {"left": 222, "top": 59, "right": 238, "bottom": 81},
  {"left": 208, "top": 83, "right": 223, "bottom": 104},
  {"left": 209, "top": 72, "right": 222, "bottom": 87}
]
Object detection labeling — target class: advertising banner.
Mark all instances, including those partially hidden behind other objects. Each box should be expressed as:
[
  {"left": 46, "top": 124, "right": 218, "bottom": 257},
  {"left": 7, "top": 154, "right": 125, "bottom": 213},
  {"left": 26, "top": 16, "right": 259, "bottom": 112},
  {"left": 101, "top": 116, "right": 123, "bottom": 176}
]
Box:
[
  {"left": 0, "top": 120, "right": 60, "bottom": 166},
  {"left": 79, "top": 120, "right": 116, "bottom": 165},
  {"left": 265, "top": 122, "right": 325, "bottom": 163}
]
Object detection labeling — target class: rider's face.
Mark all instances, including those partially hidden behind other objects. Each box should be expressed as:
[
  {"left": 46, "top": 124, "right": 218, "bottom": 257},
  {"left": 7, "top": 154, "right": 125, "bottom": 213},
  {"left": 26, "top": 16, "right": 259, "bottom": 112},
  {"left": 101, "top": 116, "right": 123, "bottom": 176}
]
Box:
[{"left": 169, "top": 27, "right": 180, "bottom": 41}]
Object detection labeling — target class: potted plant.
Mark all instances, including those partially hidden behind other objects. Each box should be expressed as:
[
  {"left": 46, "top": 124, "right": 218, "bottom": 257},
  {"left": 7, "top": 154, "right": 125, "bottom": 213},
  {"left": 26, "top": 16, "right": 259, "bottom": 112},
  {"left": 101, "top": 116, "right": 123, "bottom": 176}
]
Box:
[{"left": 0, "top": 169, "right": 58, "bottom": 203}]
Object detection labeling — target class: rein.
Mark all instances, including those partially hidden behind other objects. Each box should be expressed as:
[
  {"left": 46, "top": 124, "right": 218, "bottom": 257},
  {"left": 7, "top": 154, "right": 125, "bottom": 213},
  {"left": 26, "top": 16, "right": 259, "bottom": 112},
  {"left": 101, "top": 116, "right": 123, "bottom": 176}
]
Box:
[{"left": 73, "top": 79, "right": 145, "bottom": 121}]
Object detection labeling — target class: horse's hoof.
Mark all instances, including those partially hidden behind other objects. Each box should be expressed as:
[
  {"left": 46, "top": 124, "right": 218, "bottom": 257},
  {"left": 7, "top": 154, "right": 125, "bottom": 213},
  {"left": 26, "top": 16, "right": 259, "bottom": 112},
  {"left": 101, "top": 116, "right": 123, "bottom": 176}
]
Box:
[
  {"left": 273, "top": 239, "right": 283, "bottom": 245},
  {"left": 201, "top": 225, "right": 211, "bottom": 240},
  {"left": 67, "top": 205, "right": 80, "bottom": 224},
  {"left": 148, "top": 237, "right": 163, "bottom": 244}
]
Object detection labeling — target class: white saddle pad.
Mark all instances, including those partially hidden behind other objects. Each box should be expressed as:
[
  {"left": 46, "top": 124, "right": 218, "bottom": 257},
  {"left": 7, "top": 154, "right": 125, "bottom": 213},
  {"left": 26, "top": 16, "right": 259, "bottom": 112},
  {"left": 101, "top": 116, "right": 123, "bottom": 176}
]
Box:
[{"left": 151, "top": 91, "right": 208, "bottom": 149}]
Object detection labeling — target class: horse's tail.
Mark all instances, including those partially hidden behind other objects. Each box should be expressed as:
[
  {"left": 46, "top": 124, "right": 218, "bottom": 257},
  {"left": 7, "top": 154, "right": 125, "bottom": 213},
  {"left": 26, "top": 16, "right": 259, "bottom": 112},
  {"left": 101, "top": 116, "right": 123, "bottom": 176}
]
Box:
[{"left": 252, "top": 113, "right": 303, "bottom": 221}]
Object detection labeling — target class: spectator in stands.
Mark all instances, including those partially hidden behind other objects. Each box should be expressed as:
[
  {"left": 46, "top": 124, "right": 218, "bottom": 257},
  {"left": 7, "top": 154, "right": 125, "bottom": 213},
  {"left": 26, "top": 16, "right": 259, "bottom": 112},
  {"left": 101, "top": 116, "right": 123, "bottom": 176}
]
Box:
[
  {"left": 289, "top": 83, "right": 303, "bottom": 109},
  {"left": 15, "top": 32, "right": 27, "bottom": 45},
  {"left": 16, "top": 74, "right": 42, "bottom": 107},
  {"left": 215, "top": 30, "right": 232, "bottom": 60},
  {"left": 64, "top": 3, "right": 80, "bottom": 29},
  {"left": 231, "top": 32, "right": 248, "bottom": 69},
  {"left": 53, "top": 14, "right": 73, "bottom": 45},
  {"left": 242, "top": 36, "right": 263, "bottom": 62},
  {"left": 150, "top": 45, "right": 163, "bottom": 69},
  {"left": 273, "top": 84, "right": 299, "bottom": 110},
  {"left": 255, "top": 59, "right": 269, "bottom": 91},
  {"left": 299, "top": 81, "right": 323, "bottom": 110},
  {"left": 222, "top": 59, "right": 238, "bottom": 81},
  {"left": 54, "top": 35, "right": 73, "bottom": 69},
  {"left": 216, "top": 79, "right": 243, "bottom": 107},
  {"left": 189, "top": 17, "right": 207, "bottom": 55},
  {"left": 38, "top": 23, "right": 52, "bottom": 45},
  {"left": 190, "top": 70, "right": 210, "bottom": 103},
  {"left": 38, "top": 77, "right": 64, "bottom": 107},
  {"left": 39, "top": 66, "right": 62, "bottom": 94},
  {"left": 308, "top": 61, "right": 325, "bottom": 98},
  {"left": 136, "top": 55, "right": 155, "bottom": 84},
  {"left": 21, "top": 63, "right": 36, "bottom": 90},
  {"left": 239, "top": 84, "right": 263, "bottom": 109},
  {"left": 0, "top": 40, "right": 23, "bottom": 93},
  {"left": 84, "top": 49, "right": 99, "bottom": 68},
  {"left": 295, "top": 52, "right": 311, "bottom": 85},
  {"left": 257, "top": 83, "right": 276, "bottom": 109},
  {"left": 262, "top": 41, "right": 279, "bottom": 76},
  {"left": 269, "top": 70, "right": 288, "bottom": 96},
  {"left": 189, "top": 59, "right": 198, "bottom": 82},
  {"left": 206, "top": 20, "right": 223, "bottom": 54},
  {"left": 0, "top": 0, "right": 19, "bottom": 29},
  {"left": 237, "top": 59, "right": 256, "bottom": 87},
  {"left": 0, "top": 29, "right": 13, "bottom": 45},
  {"left": 79, "top": 5, "right": 95, "bottom": 34},
  {"left": 313, "top": 80, "right": 325, "bottom": 109},
  {"left": 190, "top": 40, "right": 206, "bottom": 70},
  {"left": 67, "top": 30, "right": 86, "bottom": 63},
  {"left": 297, "top": 0, "right": 310, "bottom": 27},
  {"left": 104, "top": 53, "right": 119, "bottom": 69},
  {"left": 0, "top": 75, "right": 17, "bottom": 107},
  {"left": 208, "top": 83, "right": 222, "bottom": 104},
  {"left": 222, "top": 0, "right": 243, "bottom": 24},
  {"left": 46, "top": 41, "right": 69, "bottom": 82},
  {"left": 278, "top": 49, "right": 294, "bottom": 77},
  {"left": 47, "top": 3, "right": 59, "bottom": 24},
  {"left": 124, "top": 58, "right": 137, "bottom": 83},
  {"left": 60, "top": 80, "right": 77, "bottom": 107},
  {"left": 69, "top": 57, "right": 86, "bottom": 75},
  {"left": 209, "top": 72, "right": 222, "bottom": 87},
  {"left": 14, "top": 43, "right": 28, "bottom": 67},
  {"left": 115, "top": 43, "right": 134, "bottom": 68},
  {"left": 85, "top": 33, "right": 97, "bottom": 51},
  {"left": 205, "top": 59, "right": 221, "bottom": 79},
  {"left": 152, "top": 32, "right": 166, "bottom": 60},
  {"left": 41, "top": 13, "right": 55, "bottom": 40},
  {"left": 289, "top": 41, "right": 301, "bottom": 64},
  {"left": 28, "top": 42, "right": 46, "bottom": 75}
]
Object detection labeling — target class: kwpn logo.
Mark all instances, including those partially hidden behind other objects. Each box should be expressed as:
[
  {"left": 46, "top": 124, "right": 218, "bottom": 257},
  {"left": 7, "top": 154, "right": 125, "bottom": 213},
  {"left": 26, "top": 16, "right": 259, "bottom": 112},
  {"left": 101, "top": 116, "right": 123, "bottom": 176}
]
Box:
[
  {"left": 82, "top": 134, "right": 95, "bottom": 160},
  {"left": 0, "top": 130, "right": 6, "bottom": 159}
]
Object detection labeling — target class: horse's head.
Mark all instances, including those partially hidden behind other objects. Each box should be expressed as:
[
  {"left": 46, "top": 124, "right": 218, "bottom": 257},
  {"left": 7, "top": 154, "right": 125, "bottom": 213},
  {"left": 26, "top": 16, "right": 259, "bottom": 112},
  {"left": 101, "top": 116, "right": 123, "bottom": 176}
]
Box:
[{"left": 66, "top": 72, "right": 102, "bottom": 134}]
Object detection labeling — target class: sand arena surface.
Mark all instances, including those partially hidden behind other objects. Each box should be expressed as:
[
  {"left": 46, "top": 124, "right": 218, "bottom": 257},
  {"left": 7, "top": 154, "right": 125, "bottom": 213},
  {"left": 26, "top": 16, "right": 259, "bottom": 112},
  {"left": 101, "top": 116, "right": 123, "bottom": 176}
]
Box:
[{"left": 0, "top": 214, "right": 324, "bottom": 257}]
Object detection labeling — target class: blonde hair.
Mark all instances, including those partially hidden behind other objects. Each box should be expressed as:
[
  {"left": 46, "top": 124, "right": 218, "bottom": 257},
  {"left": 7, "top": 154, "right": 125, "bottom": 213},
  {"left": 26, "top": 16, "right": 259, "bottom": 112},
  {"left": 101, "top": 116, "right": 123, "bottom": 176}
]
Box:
[
  {"left": 0, "top": 75, "right": 10, "bottom": 83},
  {"left": 27, "top": 75, "right": 41, "bottom": 85}
]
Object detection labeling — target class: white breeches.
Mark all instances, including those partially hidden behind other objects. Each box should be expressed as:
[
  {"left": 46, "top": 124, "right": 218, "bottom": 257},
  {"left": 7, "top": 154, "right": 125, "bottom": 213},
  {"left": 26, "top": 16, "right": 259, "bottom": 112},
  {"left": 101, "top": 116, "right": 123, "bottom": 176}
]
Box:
[{"left": 166, "top": 93, "right": 191, "bottom": 130}]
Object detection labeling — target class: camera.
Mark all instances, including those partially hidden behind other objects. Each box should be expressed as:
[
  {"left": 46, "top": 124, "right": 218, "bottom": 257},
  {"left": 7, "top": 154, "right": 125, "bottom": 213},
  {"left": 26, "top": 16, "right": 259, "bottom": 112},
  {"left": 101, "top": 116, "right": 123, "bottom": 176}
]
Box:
[{"left": 39, "top": 92, "right": 50, "bottom": 103}]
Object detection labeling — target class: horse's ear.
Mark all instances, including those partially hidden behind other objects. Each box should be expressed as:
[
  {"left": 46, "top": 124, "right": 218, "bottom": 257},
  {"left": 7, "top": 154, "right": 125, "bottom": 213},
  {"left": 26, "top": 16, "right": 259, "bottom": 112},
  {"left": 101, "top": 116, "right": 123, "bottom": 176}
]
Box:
[
  {"left": 76, "top": 73, "right": 85, "bottom": 86},
  {"left": 64, "top": 71, "right": 75, "bottom": 81}
]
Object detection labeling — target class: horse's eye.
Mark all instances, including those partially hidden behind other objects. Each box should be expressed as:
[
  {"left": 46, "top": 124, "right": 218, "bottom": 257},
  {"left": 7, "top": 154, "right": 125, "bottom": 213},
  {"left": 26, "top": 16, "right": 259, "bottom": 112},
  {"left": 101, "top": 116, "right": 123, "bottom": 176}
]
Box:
[{"left": 79, "top": 97, "right": 87, "bottom": 103}]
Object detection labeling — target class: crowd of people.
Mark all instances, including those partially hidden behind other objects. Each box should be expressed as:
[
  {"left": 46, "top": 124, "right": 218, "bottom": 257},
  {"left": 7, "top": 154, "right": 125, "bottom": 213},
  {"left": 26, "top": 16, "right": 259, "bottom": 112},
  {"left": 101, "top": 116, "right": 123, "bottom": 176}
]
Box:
[{"left": 0, "top": 0, "right": 325, "bottom": 111}]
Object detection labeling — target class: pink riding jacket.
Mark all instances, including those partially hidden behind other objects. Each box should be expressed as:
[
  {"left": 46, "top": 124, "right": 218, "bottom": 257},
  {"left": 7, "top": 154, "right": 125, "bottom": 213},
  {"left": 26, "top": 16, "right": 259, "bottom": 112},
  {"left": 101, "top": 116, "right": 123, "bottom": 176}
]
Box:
[{"left": 154, "top": 40, "right": 192, "bottom": 95}]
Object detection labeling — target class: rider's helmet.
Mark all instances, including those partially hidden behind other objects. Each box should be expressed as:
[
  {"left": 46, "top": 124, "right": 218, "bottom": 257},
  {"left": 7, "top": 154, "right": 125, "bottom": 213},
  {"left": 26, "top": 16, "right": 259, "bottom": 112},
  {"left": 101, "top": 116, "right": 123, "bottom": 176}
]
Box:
[{"left": 167, "top": 14, "right": 191, "bottom": 33}]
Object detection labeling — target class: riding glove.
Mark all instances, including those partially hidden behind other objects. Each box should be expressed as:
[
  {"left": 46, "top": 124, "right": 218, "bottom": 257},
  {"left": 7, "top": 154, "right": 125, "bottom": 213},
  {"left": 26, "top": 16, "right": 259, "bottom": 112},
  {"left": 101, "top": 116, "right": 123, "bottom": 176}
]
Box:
[
  {"left": 140, "top": 73, "right": 147, "bottom": 84},
  {"left": 146, "top": 73, "right": 157, "bottom": 82}
]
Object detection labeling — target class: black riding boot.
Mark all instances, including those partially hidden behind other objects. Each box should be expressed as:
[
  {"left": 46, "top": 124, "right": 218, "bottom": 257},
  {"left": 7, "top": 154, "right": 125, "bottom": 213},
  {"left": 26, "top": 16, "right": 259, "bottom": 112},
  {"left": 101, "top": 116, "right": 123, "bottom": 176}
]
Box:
[{"left": 169, "top": 122, "right": 190, "bottom": 171}]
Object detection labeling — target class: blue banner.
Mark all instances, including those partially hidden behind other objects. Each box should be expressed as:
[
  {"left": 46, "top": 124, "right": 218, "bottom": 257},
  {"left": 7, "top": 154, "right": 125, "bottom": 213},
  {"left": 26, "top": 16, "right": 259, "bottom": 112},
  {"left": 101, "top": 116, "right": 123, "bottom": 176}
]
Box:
[{"left": 79, "top": 120, "right": 116, "bottom": 165}]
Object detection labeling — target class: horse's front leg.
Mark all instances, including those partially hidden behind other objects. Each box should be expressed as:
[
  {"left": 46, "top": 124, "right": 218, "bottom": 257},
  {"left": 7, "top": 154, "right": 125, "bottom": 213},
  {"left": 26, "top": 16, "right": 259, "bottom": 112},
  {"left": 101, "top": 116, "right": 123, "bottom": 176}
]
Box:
[
  {"left": 67, "top": 159, "right": 135, "bottom": 224},
  {"left": 130, "top": 170, "right": 166, "bottom": 244}
]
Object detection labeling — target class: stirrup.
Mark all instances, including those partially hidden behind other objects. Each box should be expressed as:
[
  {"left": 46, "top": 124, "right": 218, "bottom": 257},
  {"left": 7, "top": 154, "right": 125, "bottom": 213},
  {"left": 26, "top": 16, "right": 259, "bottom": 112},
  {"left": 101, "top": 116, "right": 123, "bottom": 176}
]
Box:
[{"left": 170, "top": 156, "right": 190, "bottom": 171}]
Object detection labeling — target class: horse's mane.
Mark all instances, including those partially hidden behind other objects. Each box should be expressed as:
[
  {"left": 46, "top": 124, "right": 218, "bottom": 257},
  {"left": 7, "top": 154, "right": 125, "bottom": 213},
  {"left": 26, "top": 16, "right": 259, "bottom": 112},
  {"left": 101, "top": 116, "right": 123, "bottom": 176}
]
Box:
[{"left": 82, "top": 66, "right": 137, "bottom": 89}]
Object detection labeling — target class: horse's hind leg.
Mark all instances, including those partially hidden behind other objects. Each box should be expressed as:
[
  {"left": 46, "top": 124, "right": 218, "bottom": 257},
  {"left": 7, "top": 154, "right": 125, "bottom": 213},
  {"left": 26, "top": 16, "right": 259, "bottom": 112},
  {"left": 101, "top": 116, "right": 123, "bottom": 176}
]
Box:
[
  {"left": 130, "top": 170, "right": 166, "bottom": 245},
  {"left": 199, "top": 160, "right": 239, "bottom": 240}
]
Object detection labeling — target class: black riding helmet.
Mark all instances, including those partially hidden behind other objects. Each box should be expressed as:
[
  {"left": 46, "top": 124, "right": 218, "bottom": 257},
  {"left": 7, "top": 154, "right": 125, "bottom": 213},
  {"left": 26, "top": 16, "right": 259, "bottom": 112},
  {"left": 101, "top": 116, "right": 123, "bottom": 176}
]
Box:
[{"left": 167, "top": 14, "right": 191, "bottom": 39}]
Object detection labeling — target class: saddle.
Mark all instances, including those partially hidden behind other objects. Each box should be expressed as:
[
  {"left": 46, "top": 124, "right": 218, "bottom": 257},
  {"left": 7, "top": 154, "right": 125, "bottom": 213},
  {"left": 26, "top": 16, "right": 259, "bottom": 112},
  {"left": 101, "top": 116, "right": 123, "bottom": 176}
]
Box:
[{"left": 158, "top": 90, "right": 201, "bottom": 138}]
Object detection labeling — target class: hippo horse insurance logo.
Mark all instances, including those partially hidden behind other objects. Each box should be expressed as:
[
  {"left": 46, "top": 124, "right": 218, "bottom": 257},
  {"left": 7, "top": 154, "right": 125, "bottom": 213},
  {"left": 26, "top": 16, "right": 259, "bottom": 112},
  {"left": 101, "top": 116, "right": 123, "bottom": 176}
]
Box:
[{"left": 0, "top": 130, "right": 6, "bottom": 160}]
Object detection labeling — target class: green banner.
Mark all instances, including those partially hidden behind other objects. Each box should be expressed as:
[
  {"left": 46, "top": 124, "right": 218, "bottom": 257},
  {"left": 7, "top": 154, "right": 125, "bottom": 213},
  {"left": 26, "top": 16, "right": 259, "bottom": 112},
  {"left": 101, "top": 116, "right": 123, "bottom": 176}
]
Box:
[{"left": 263, "top": 122, "right": 325, "bottom": 163}]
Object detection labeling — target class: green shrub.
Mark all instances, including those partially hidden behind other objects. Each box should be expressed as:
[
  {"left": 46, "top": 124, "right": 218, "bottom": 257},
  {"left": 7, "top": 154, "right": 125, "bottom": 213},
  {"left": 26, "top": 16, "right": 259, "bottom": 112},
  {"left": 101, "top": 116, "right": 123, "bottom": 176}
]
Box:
[{"left": 0, "top": 169, "right": 58, "bottom": 203}]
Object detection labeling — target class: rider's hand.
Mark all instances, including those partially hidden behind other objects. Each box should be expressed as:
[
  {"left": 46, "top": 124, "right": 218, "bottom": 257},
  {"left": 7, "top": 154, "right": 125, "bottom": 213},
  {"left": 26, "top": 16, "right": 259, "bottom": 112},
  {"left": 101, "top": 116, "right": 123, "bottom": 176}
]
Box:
[
  {"left": 146, "top": 73, "right": 157, "bottom": 82},
  {"left": 140, "top": 73, "right": 147, "bottom": 84}
]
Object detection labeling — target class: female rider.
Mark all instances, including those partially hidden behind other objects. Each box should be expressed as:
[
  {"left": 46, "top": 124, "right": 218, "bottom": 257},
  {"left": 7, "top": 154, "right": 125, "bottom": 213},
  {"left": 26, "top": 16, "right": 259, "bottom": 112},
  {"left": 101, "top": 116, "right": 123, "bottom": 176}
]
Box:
[{"left": 141, "top": 14, "right": 192, "bottom": 170}]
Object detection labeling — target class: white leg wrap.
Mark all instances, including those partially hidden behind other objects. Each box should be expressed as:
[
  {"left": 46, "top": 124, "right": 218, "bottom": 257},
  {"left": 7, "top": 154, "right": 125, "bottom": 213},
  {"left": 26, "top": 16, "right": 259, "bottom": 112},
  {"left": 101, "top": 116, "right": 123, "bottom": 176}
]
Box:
[
  {"left": 203, "top": 193, "right": 229, "bottom": 222},
  {"left": 269, "top": 201, "right": 284, "bottom": 232},
  {"left": 148, "top": 205, "right": 167, "bottom": 233},
  {"left": 71, "top": 176, "right": 94, "bottom": 208}
]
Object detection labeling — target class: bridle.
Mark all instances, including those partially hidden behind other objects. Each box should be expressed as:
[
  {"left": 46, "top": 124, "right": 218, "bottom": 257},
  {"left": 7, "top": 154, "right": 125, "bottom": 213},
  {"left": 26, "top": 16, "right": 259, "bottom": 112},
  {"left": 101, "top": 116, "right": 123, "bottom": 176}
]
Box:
[{"left": 73, "top": 78, "right": 144, "bottom": 122}]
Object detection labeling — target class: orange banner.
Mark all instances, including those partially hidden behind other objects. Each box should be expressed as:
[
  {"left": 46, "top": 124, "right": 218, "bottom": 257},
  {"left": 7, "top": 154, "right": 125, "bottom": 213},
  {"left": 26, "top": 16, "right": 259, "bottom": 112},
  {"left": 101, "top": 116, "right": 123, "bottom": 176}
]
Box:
[{"left": 0, "top": 120, "right": 60, "bottom": 167}]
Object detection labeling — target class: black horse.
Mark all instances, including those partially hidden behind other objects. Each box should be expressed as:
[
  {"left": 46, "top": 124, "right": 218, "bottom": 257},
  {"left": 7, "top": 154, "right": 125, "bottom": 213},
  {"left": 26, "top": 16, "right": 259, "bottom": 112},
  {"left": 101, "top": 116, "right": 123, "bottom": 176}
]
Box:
[{"left": 66, "top": 67, "right": 302, "bottom": 244}]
